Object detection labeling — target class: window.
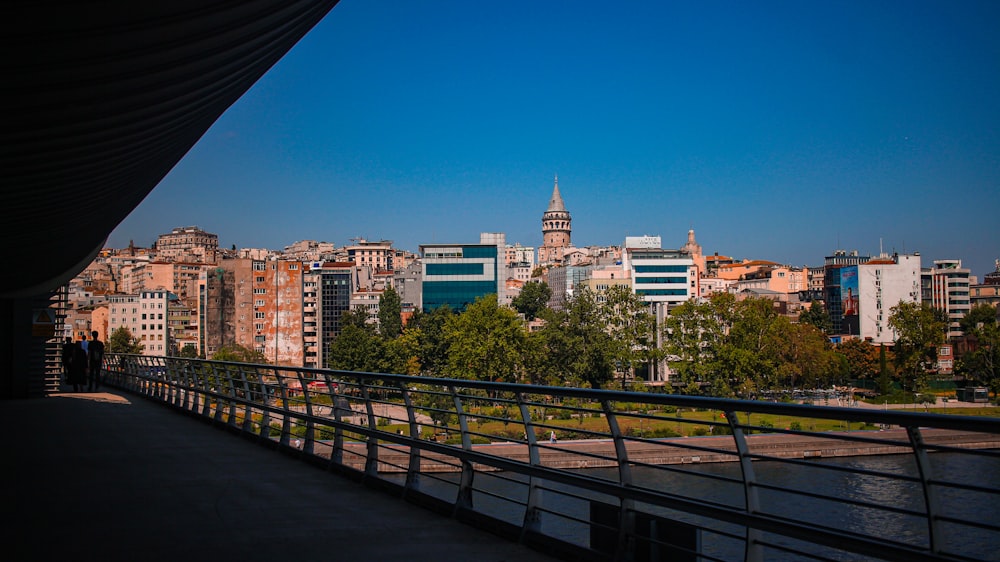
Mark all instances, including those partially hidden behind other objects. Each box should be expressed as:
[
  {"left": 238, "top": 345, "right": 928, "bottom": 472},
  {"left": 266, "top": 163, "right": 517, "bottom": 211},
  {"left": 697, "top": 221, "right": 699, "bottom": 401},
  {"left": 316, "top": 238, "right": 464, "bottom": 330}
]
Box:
[{"left": 255, "top": 312, "right": 265, "bottom": 319}]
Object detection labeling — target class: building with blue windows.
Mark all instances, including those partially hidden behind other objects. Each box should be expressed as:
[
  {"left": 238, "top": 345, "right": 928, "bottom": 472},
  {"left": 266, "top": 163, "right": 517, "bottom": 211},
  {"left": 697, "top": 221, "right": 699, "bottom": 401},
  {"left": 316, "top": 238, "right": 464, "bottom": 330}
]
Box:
[
  {"left": 622, "top": 236, "right": 697, "bottom": 308},
  {"left": 420, "top": 233, "right": 506, "bottom": 312}
]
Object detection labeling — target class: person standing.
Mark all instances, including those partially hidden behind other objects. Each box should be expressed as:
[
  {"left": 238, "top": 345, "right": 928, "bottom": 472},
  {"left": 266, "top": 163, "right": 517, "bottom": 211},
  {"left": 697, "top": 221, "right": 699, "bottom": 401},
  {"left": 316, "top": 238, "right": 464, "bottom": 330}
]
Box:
[
  {"left": 61, "top": 336, "right": 74, "bottom": 384},
  {"left": 87, "top": 330, "right": 105, "bottom": 392},
  {"left": 68, "top": 340, "right": 88, "bottom": 393}
]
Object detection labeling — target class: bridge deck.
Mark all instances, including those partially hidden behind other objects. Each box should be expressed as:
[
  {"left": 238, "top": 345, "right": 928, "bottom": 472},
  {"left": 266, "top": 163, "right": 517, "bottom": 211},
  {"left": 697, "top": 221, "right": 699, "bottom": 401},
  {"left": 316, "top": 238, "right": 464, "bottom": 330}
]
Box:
[{"left": 0, "top": 389, "right": 558, "bottom": 561}]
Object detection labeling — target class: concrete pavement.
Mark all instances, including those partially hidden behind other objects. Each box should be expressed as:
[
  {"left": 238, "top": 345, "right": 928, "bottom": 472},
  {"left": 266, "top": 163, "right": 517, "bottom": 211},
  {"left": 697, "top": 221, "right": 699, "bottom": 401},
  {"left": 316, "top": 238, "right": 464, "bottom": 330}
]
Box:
[{"left": 0, "top": 389, "right": 559, "bottom": 562}]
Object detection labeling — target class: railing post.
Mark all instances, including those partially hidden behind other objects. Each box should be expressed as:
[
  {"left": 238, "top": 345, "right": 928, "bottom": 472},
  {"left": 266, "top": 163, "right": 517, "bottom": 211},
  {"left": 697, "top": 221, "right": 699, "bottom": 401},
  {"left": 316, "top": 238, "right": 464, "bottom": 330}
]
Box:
[
  {"left": 277, "top": 373, "right": 291, "bottom": 447},
  {"left": 517, "top": 393, "right": 542, "bottom": 537},
  {"left": 330, "top": 381, "right": 345, "bottom": 467},
  {"left": 239, "top": 366, "right": 255, "bottom": 433},
  {"left": 300, "top": 370, "right": 315, "bottom": 455},
  {"left": 726, "top": 409, "right": 763, "bottom": 562},
  {"left": 906, "top": 426, "right": 943, "bottom": 553},
  {"left": 450, "top": 384, "right": 475, "bottom": 512},
  {"left": 361, "top": 379, "right": 380, "bottom": 477},
  {"left": 398, "top": 382, "right": 422, "bottom": 492},
  {"left": 601, "top": 399, "right": 636, "bottom": 560}
]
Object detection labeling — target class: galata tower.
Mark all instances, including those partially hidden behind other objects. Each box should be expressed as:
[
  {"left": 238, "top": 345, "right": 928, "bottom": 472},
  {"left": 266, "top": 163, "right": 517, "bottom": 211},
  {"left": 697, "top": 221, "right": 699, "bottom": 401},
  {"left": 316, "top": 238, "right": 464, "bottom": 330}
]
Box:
[{"left": 539, "top": 176, "right": 571, "bottom": 264}]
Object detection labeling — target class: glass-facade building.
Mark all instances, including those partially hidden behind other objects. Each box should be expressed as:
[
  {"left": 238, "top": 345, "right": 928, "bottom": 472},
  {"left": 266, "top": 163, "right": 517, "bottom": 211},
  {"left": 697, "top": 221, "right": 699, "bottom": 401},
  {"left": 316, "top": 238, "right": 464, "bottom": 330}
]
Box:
[{"left": 420, "top": 243, "right": 501, "bottom": 312}]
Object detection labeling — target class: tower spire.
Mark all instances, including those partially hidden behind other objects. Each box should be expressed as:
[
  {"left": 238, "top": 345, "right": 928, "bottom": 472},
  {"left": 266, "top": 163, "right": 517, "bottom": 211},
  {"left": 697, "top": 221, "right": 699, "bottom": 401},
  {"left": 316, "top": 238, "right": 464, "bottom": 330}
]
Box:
[{"left": 547, "top": 175, "right": 566, "bottom": 212}]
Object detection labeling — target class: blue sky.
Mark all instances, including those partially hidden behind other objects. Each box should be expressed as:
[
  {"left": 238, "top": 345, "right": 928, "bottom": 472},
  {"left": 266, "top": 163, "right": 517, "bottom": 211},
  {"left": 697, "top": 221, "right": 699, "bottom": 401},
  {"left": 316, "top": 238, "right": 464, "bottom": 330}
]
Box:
[{"left": 109, "top": 0, "right": 999, "bottom": 278}]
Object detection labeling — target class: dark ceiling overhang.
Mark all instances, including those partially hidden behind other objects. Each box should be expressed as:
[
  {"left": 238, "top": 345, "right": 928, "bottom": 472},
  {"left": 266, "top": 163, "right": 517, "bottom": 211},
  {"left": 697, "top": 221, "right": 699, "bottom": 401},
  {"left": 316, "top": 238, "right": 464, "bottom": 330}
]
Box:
[{"left": 1, "top": 1, "right": 340, "bottom": 298}]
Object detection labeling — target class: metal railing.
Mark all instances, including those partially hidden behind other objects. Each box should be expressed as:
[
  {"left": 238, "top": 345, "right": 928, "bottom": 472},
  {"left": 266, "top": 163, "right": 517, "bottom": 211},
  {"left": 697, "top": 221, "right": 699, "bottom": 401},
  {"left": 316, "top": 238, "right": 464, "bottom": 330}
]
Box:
[{"left": 103, "top": 354, "right": 1000, "bottom": 562}]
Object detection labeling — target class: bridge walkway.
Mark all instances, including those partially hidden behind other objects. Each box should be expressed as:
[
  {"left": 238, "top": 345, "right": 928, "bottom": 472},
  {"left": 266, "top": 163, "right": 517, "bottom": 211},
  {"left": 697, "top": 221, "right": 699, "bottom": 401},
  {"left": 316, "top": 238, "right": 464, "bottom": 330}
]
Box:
[{"left": 0, "top": 388, "right": 558, "bottom": 562}]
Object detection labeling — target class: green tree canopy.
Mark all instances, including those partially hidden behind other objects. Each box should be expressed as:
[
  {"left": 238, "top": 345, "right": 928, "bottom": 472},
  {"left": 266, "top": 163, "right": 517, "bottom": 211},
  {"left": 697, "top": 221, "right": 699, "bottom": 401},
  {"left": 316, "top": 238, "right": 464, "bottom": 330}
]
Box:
[
  {"left": 799, "top": 300, "right": 832, "bottom": 333},
  {"left": 378, "top": 286, "right": 403, "bottom": 339},
  {"left": 533, "top": 288, "right": 616, "bottom": 389},
  {"left": 327, "top": 323, "right": 385, "bottom": 372},
  {"left": 602, "top": 284, "right": 660, "bottom": 386},
  {"left": 178, "top": 344, "right": 199, "bottom": 358},
  {"left": 212, "top": 343, "right": 268, "bottom": 364},
  {"left": 442, "top": 294, "right": 527, "bottom": 383},
  {"left": 511, "top": 281, "right": 552, "bottom": 320},
  {"left": 106, "top": 326, "right": 144, "bottom": 354},
  {"left": 955, "top": 305, "right": 999, "bottom": 399},
  {"left": 888, "top": 301, "right": 947, "bottom": 392},
  {"left": 836, "top": 338, "right": 880, "bottom": 381},
  {"left": 407, "top": 305, "right": 454, "bottom": 375}
]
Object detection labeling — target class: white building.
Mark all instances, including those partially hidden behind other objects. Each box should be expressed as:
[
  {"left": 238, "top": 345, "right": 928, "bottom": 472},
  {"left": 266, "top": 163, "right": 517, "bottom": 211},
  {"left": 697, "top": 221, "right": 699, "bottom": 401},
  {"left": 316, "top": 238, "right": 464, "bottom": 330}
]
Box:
[
  {"left": 107, "top": 289, "right": 172, "bottom": 355},
  {"left": 929, "top": 259, "right": 972, "bottom": 339},
  {"left": 855, "top": 254, "right": 922, "bottom": 344},
  {"left": 621, "top": 236, "right": 698, "bottom": 308}
]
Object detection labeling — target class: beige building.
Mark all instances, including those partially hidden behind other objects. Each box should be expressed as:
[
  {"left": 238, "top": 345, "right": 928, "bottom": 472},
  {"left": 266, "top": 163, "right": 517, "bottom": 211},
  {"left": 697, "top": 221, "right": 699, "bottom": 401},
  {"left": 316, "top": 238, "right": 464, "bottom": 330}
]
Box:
[
  {"left": 154, "top": 226, "right": 219, "bottom": 263},
  {"left": 107, "top": 289, "right": 171, "bottom": 356}
]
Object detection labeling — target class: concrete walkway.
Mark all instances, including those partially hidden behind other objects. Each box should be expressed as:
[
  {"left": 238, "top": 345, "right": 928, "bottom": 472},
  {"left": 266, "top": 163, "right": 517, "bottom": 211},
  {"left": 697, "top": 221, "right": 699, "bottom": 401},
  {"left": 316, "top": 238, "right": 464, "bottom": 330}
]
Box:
[{"left": 0, "top": 389, "right": 559, "bottom": 562}]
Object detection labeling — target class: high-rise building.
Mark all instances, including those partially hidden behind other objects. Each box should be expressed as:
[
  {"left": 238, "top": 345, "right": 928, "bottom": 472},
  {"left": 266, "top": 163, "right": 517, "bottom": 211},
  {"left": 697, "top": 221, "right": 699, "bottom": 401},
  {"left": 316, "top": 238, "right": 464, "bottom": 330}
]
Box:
[
  {"left": 929, "top": 259, "right": 972, "bottom": 339},
  {"left": 304, "top": 261, "right": 354, "bottom": 369},
  {"left": 420, "top": 233, "right": 505, "bottom": 312},
  {"left": 538, "top": 176, "right": 571, "bottom": 265}
]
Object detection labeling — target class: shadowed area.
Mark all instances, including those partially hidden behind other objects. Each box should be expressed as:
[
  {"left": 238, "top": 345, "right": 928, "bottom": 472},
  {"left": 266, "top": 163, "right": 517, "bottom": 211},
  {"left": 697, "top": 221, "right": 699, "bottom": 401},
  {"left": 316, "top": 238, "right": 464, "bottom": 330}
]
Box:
[
  {"left": 2, "top": 1, "right": 340, "bottom": 297},
  {"left": 0, "top": 390, "right": 557, "bottom": 561}
]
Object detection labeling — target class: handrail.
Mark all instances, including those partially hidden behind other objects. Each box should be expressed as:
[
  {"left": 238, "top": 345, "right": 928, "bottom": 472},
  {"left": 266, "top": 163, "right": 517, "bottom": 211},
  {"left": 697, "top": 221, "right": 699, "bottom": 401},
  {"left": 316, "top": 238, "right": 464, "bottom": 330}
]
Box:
[{"left": 103, "top": 354, "right": 1000, "bottom": 562}]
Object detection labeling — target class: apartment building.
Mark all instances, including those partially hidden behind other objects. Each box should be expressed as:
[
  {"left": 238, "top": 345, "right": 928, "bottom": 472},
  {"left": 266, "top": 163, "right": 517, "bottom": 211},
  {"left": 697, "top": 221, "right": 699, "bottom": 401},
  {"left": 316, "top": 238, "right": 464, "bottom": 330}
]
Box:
[
  {"left": 928, "top": 259, "right": 972, "bottom": 339},
  {"left": 108, "top": 289, "right": 171, "bottom": 355}
]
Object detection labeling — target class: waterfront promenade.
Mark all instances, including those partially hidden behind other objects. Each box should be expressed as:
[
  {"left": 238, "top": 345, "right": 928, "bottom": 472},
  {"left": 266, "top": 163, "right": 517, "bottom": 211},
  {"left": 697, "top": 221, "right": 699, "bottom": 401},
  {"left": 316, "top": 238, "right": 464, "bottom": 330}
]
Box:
[{"left": 0, "top": 389, "right": 558, "bottom": 562}]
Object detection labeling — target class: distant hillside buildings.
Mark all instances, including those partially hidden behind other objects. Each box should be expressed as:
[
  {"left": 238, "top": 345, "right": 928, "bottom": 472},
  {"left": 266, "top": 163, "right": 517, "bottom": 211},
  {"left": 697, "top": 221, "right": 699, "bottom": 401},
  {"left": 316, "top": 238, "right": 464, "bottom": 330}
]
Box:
[{"left": 62, "top": 181, "right": 997, "bottom": 379}]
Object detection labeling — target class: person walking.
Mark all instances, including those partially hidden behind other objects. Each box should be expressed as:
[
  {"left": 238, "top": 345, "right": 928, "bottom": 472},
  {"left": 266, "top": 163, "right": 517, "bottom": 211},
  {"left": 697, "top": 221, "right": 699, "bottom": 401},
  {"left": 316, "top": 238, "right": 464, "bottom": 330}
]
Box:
[
  {"left": 87, "top": 330, "right": 105, "bottom": 392},
  {"left": 67, "top": 340, "right": 88, "bottom": 393},
  {"left": 61, "top": 336, "right": 74, "bottom": 384}
]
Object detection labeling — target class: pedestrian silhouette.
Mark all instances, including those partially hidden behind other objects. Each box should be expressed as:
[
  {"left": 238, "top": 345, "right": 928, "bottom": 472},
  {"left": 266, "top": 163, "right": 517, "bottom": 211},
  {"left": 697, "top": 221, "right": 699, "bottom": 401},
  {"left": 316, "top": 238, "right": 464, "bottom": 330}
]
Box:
[
  {"left": 61, "top": 336, "right": 74, "bottom": 383},
  {"left": 67, "top": 340, "right": 88, "bottom": 393},
  {"left": 87, "top": 330, "right": 105, "bottom": 392}
]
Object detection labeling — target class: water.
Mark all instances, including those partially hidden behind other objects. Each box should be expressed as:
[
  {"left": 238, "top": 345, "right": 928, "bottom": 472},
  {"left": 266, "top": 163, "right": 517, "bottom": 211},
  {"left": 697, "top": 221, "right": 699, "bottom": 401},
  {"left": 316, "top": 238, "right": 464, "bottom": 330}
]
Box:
[{"left": 390, "top": 452, "right": 1000, "bottom": 561}]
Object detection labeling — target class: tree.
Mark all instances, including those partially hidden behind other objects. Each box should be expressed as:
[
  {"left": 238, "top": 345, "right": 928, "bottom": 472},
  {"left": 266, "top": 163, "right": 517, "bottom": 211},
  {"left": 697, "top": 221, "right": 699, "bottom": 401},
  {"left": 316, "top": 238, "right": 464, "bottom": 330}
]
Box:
[
  {"left": 799, "top": 301, "right": 832, "bottom": 334},
  {"left": 535, "top": 288, "right": 617, "bottom": 389},
  {"left": 107, "top": 326, "right": 143, "bottom": 354},
  {"left": 339, "top": 308, "right": 372, "bottom": 331},
  {"left": 212, "top": 344, "right": 268, "bottom": 364},
  {"left": 837, "top": 338, "right": 879, "bottom": 382},
  {"left": 511, "top": 281, "right": 552, "bottom": 320},
  {"left": 772, "top": 321, "right": 839, "bottom": 390},
  {"left": 888, "top": 301, "right": 947, "bottom": 392},
  {"left": 378, "top": 286, "right": 403, "bottom": 339},
  {"left": 407, "top": 305, "right": 454, "bottom": 375},
  {"left": 955, "top": 306, "right": 999, "bottom": 399},
  {"left": 178, "top": 344, "right": 199, "bottom": 358},
  {"left": 959, "top": 304, "right": 999, "bottom": 335},
  {"left": 327, "top": 324, "right": 385, "bottom": 372},
  {"left": 443, "top": 294, "right": 527, "bottom": 383},
  {"left": 661, "top": 294, "right": 730, "bottom": 394},
  {"left": 603, "top": 284, "right": 659, "bottom": 387}
]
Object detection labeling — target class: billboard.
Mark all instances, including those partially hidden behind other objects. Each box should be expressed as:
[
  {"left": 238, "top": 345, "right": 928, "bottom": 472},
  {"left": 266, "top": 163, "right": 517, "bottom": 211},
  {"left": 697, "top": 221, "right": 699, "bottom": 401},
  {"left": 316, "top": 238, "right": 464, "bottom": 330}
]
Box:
[{"left": 840, "top": 266, "right": 859, "bottom": 316}]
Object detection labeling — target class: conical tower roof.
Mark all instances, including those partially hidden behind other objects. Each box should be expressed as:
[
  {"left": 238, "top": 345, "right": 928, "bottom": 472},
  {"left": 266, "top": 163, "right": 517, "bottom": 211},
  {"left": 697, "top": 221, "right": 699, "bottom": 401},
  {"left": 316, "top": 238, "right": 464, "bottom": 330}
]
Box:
[{"left": 546, "top": 175, "right": 566, "bottom": 213}]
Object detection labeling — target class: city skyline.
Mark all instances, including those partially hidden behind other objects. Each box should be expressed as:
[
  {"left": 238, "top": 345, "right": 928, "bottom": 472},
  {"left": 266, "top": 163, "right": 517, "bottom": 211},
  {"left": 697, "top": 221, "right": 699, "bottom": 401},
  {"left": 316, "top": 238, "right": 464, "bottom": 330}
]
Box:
[{"left": 108, "top": 1, "right": 999, "bottom": 277}]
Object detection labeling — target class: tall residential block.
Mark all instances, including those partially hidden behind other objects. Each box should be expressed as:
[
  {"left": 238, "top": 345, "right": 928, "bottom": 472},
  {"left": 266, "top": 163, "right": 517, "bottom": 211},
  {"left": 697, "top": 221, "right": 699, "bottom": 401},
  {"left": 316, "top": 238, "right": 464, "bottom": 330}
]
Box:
[{"left": 929, "top": 259, "right": 972, "bottom": 339}]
